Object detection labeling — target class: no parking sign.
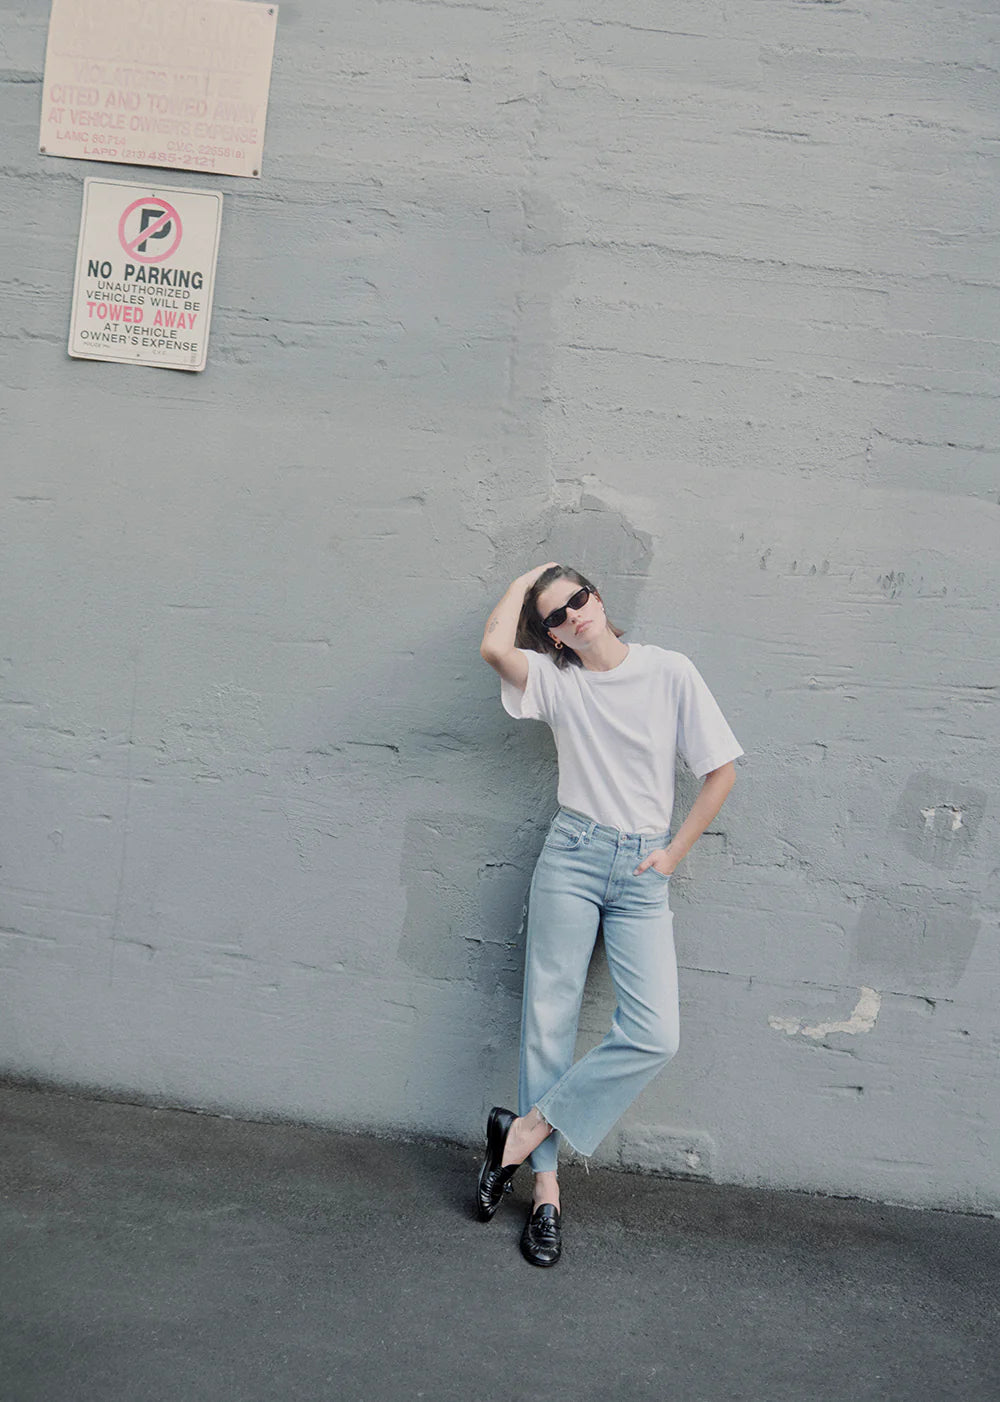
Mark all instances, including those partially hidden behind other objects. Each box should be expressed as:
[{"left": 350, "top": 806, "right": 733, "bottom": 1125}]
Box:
[{"left": 69, "top": 178, "right": 223, "bottom": 371}]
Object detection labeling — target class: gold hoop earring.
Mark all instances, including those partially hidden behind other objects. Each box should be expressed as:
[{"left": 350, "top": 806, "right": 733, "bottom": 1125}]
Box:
[{"left": 553, "top": 639, "right": 563, "bottom": 650}]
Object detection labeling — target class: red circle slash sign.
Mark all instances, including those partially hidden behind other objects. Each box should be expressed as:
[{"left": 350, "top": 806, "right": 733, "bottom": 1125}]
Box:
[{"left": 118, "top": 196, "right": 183, "bottom": 264}]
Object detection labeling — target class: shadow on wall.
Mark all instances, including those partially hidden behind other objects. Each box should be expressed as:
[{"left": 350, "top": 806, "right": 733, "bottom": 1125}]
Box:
[
  {"left": 396, "top": 492, "right": 655, "bottom": 963},
  {"left": 278, "top": 494, "right": 655, "bottom": 1107},
  {"left": 390, "top": 494, "right": 657, "bottom": 1112},
  {"left": 491, "top": 492, "right": 656, "bottom": 633},
  {"left": 388, "top": 500, "right": 655, "bottom": 1098},
  {"left": 847, "top": 772, "right": 987, "bottom": 998}
]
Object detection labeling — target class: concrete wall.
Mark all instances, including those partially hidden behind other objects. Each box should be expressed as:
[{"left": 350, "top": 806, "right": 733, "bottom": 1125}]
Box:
[{"left": 2, "top": 0, "right": 998, "bottom": 1212}]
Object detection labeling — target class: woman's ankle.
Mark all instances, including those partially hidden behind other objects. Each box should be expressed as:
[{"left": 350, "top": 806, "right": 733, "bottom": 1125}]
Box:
[
  {"left": 533, "top": 1171, "right": 560, "bottom": 1208},
  {"left": 501, "top": 1109, "right": 552, "bottom": 1167}
]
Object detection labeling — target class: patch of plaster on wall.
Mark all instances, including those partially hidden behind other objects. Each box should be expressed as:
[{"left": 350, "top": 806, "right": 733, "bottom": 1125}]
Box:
[{"left": 769, "top": 986, "right": 882, "bottom": 1039}]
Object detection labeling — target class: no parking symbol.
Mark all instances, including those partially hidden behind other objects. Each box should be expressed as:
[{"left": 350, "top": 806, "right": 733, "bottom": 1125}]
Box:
[
  {"left": 69, "top": 178, "right": 222, "bottom": 372},
  {"left": 118, "top": 197, "right": 184, "bottom": 264}
]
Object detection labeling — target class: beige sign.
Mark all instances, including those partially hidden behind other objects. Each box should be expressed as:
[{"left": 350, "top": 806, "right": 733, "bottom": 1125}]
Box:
[
  {"left": 40, "top": 0, "right": 278, "bottom": 178},
  {"left": 68, "top": 179, "right": 223, "bottom": 372}
]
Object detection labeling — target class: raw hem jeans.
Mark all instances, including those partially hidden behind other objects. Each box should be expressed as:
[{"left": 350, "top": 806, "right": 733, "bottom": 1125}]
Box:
[{"left": 518, "top": 807, "right": 680, "bottom": 1175}]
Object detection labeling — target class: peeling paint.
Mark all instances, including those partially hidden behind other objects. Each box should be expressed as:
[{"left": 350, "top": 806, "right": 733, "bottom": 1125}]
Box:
[
  {"left": 769, "top": 987, "right": 882, "bottom": 1039},
  {"left": 894, "top": 775, "right": 985, "bottom": 869}
]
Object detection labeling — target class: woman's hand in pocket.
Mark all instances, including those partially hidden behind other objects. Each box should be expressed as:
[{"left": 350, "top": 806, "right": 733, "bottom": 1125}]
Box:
[{"left": 634, "top": 849, "right": 677, "bottom": 878}]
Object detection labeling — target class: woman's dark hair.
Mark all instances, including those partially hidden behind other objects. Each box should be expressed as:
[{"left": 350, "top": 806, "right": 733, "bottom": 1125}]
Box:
[{"left": 516, "top": 565, "right": 625, "bottom": 670}]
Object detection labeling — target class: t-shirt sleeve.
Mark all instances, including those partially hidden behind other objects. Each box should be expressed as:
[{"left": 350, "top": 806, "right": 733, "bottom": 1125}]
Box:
[
  {"left": 675, "top": 656, "right": 744, "bottom": 777},
  {"left": 500, "top": 649, "right": 558, "bottom": 725}
]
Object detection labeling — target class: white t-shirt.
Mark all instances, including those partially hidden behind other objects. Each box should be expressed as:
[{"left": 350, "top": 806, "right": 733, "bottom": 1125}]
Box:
[{"left": 500, "top": 643, "right": 743, "bottom": 835}]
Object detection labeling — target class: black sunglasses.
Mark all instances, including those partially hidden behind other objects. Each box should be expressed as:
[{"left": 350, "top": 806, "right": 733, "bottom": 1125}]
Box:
[{"left": 541, "top": 586, "right": 591, "bottom": 631}]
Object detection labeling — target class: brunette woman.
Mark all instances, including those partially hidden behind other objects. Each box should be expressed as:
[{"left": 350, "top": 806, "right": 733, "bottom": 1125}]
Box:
[{"left": 477, "top": 564, "right": 743, "bottom": 1266}]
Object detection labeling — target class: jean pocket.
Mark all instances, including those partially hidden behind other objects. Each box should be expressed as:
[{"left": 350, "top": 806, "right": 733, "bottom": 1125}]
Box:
[
  {"left": 545, "top": 824, "right": 585, "bottom": 851},
  {"left": 647, "top": 867, "right": 671, "bottom": 882}
]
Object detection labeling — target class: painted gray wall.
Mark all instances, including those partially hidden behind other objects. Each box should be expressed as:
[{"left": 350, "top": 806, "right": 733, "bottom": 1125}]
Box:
[{"left": 2, "top": 0, "right": 997, "bottom": 1212}]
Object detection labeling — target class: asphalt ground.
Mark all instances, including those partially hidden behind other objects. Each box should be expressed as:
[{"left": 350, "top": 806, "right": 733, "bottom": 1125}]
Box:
[{"left": 2, "top": 1084, "right": 998, "bottom": 1402}]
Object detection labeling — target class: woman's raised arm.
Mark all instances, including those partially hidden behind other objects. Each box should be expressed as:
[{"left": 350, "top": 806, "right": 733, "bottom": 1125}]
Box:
[{"left": 480, "top": 563, "right": 557, "bottom": 689}]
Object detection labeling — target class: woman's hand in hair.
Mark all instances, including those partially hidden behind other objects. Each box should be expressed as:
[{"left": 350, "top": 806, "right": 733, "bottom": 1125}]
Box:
[{"left": 519, "top": 562, "right": 560, "bottom": 590}]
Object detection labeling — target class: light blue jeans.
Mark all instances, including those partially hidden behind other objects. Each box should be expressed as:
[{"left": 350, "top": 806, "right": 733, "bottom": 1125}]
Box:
[{"left": 518, "top": 807, "right": 680, "bottom": 1175}]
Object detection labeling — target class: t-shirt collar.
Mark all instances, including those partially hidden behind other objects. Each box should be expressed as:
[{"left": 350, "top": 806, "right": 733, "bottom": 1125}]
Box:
[{"left": 577, "top": 643, "right": 634, "bottom": 682}]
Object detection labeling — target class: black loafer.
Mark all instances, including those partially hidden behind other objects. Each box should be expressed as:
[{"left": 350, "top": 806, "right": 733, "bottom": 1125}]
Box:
[
  {"left": 520, "top": 1202, "right": 562, "bottom": 1266},
  {"left": 476, "top": 1106, "right": 520, "bottom": 1221}
]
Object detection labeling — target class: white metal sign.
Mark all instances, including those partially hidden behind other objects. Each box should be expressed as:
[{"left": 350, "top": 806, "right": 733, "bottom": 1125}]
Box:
[
  {"left": 40, "top": 0, "right": 278, "bottom": 178},
  {"left": 69, "top": 179, "right": 223, "bottom": 372}
]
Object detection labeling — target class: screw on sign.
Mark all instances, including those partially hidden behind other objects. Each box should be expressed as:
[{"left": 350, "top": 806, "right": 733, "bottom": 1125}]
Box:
[{"left": 118, "top": 196, "right": 183, "bottom": 264}]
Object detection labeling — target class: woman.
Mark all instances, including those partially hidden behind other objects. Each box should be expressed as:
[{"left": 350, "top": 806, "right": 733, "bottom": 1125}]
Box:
[{"left": 477, "top": 563, "right": 743, "bottom": 1266}]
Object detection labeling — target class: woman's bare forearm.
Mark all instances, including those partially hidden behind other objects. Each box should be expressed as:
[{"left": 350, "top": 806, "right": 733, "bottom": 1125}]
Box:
[
  {"left": 664, "top": 763, "right": 736, "bottom": 868},
  {"left": 480, "top": 563, "right": 556, "bottom": 659},
  {"left": 637, "top": 764, "right": 735, "bottom": 876}
]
